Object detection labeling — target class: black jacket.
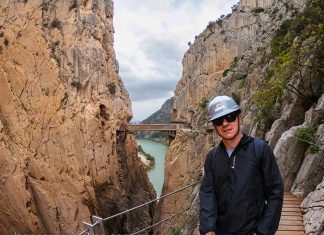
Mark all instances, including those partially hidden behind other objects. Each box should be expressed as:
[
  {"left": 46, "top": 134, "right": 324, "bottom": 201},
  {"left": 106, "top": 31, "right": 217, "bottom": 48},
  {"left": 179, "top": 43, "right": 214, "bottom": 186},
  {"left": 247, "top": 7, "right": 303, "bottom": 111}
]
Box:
[{"left": 199, "top": 135, "right": 284, "bottom": 235}]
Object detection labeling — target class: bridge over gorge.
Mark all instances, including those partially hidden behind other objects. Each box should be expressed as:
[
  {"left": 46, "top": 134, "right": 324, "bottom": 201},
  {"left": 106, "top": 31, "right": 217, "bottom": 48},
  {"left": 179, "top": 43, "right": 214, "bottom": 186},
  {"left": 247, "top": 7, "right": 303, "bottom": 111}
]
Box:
[{"left": 124, "top": 123, "right": 192, "bottom": 137}]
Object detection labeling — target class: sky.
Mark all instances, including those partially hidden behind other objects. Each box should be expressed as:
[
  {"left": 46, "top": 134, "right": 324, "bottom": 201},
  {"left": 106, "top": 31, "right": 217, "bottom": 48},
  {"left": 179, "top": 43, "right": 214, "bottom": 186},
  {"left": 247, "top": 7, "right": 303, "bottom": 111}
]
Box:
[{"left": 114, "top": 0, "right": 238, "bottom": 121}]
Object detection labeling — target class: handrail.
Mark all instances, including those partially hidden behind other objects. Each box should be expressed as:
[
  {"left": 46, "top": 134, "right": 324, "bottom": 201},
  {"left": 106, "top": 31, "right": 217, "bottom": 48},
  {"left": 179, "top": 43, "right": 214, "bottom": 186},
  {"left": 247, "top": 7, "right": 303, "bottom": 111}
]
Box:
[
  {"left": 102, "top": 180, "right": 201, "bottom": 222},
  {"left": 78, "top": 180, "right": 202, "bottom": 234},
  {"left": 79, "top": 229, "right": 88, "bottom": 235},
  {"left": 130, "top": 201, "right": 200, "bottom": 235}
]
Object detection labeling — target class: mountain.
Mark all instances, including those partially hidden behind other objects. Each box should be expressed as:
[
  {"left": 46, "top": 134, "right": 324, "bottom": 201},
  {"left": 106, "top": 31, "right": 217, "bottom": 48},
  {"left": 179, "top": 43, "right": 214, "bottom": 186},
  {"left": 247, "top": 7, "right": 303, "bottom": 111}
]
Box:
[
  {"left": 136, "top": 97, "right": 174, "bottom": 139},
  {"left": 142, "top": 97, "right": 174, "bottom": 124}
]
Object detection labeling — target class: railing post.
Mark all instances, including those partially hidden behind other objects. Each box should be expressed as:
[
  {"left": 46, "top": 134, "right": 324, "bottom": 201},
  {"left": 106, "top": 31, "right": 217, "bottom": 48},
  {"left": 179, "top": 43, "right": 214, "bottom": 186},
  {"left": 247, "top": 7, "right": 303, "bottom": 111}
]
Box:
[
  {"left": 92, "top": 215, "right": 106, "bottom": 235},
  {"left": 83, "top": 221, "right": 95, "bottom": 235},
  {"left": 82, "top": 216, "right": 105, "bottom": 235}
]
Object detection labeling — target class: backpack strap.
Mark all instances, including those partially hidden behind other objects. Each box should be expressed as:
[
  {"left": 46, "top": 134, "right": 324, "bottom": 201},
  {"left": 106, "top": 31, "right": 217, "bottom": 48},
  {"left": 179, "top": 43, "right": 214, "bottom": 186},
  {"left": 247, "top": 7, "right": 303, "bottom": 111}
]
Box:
[{"left": 253, "top": 138, "right": 268, "bottom": 168}]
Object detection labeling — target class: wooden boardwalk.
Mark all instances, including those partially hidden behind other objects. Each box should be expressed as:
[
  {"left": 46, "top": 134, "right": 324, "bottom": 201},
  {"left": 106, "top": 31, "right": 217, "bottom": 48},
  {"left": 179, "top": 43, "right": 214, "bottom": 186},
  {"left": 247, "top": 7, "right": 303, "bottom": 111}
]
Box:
[{"left": 276, "top": 191, "right": 304, "bottom": 235}]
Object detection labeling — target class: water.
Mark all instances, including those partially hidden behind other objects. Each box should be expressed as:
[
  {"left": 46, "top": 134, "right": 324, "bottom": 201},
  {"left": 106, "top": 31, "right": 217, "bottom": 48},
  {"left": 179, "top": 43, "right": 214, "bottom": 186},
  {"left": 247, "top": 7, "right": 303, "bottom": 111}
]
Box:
[{"left": 136, "top": 139, "right": 167, "bottom": 197}]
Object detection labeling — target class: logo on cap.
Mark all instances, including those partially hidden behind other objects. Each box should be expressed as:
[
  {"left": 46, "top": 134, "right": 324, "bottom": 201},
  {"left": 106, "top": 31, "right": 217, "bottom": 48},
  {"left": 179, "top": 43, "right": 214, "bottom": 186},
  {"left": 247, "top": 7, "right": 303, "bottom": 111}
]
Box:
[{"left": 214, "top": 102, "right": 225, "bottom": 112}]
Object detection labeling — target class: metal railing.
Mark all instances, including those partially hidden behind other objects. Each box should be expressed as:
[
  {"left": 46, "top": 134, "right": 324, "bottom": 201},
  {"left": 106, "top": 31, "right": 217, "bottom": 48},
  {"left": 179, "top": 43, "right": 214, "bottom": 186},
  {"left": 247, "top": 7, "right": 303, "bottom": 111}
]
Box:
[{"left": 79, "top": 180, "right": 201, "bottom": 235}]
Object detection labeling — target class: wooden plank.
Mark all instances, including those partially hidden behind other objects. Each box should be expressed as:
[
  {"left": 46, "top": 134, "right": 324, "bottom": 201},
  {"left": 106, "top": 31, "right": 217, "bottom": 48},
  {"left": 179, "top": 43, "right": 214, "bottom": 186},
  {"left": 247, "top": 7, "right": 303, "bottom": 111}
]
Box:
[
  {"left": 276, "top": 231, "right": 304, "bottom": 235},
  {"left": 284, "top": 199, "right": 302, "bottom": 203},
  {"left": 283, "top": 201, "right": 302, "bottom": 205},
  {"left": 280, "top": 215, "right": 303, "bottom": 221},
  {"left": 282, "top": 207, "right": 302, "bottom": 212},
  {"left": 281, "top": 211, "right": 303, "bottom": 216},
  {"left": 277, "top": 192, "right": 305, "bottom": 234},
  {"left": 278, "top": 225, "right": 304, "bottom": 230},
  {"left": 280, "top": 220, "right": 303, "bottom": 226},
  {"left": 283, "top": 204, "right": 301, "bottom": 208}
]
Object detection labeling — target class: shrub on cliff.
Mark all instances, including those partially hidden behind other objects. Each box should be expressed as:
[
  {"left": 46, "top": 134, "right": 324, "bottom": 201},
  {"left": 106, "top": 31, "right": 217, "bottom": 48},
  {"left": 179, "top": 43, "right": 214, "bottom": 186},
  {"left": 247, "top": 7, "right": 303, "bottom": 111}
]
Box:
[{"left": 253, "top": 0, "right": 324, "bottom": 130}]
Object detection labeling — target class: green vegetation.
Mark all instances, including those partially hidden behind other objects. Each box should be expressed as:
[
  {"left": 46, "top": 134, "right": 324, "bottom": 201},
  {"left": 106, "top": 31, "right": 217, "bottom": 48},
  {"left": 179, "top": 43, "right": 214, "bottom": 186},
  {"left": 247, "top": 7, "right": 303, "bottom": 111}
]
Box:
[
  {"left": 271, "top": 7, "right": 279, "bottom": 15},
  {"left": 107, "top": 83, "right": 116, "bottom": 95},
  {"left": 222, "top": 56, "right": 239, "bottom": 77},
  {"left": 251, "top": 7, "right": 265, "bottom": 15},
  {"left": 294, "top": 127, "right": 314, "bottom": 142},
  {"left": 231, "top": 92, "right": 240, "bottom": 105},
  {"left": 71, "top": 80, "right": 81, "bottom": 90},
  {"left": 211, "top": 15, "right": 226, "bottom": 29},
  {"left": 252, "top": 0, "right": 324, "bottom": 130},
  {"left": 309, "top": 145, "right": 320, "bottom": 154},
  {"left": 223, "top": 68, "right": 230, "bottom": 77},
  {"left": 294, "top": 127, "right": 320, "bottom": 153},
  {"left": 69, "top": 0, "right": 77, "bottom": 11},
  {"left": 271, "top": 0, "right": 324, "bottom": 57},
  {"left": 50, "top": 18, "right": 62, "bottom": 30},
  {"left": 138, "top": 145, "right": 155, "bottom": 167},
  {"left": 199, "top": 98, "right": 208, "bottom": 111},
  {"left": 203, "top": 31, "right": 213, "bottom": 42},
  {"left": 171, "top": 227, "right": 181, "bottom": 235},
  {"left": 207, "top": 21, "right": 216, "bottom": 29},
  {"left": 231, "top": 4, "right": 238, "bottom": 11},
  {"left": 4, "top": 37, "right": 9, "bottom": 47},
  {"left": 189, "top": 131, "right": 200, "bottom": 140}
]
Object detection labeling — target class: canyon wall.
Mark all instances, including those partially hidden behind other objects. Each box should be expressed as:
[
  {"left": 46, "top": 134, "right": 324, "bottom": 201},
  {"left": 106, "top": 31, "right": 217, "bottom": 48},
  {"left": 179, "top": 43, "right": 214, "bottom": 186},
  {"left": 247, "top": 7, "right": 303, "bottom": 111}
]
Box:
[
  {"left": 156, "top": 0, "right": 324, "bottom": 234},
  {"left": 0, "top": 0, "right": 155, "bottom": 234}
]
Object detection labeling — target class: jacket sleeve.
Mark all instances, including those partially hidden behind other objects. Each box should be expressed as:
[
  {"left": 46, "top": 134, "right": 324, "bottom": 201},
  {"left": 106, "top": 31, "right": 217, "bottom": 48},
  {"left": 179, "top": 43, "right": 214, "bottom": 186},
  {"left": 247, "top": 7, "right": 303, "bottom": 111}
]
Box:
[
  {"left": 256, "top": 143, "right": 284, "bottom": 235},
  {"left": 199, "top": 151, "right": 217, "bottom": 235}
]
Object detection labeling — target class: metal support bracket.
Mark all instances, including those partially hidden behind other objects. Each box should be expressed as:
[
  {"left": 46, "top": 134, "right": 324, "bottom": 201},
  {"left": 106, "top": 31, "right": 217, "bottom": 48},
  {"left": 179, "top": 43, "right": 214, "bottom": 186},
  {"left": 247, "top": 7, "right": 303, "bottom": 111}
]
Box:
[
  {"left": 92, "top": 215, "right": 105, "bottom": 234},
  {"left": 82, "top": 216, "right": 105, "bottom": 235},
  {"left": 83, "top": 221, "right": 95, "bottom": 235}
]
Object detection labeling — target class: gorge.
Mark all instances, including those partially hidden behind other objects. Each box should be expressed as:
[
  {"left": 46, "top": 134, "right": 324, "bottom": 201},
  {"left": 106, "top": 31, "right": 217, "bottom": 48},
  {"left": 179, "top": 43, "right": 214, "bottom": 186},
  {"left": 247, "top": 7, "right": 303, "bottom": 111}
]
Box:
[{"left": 0, "top": 0, "right": 323, "bottom": 235}]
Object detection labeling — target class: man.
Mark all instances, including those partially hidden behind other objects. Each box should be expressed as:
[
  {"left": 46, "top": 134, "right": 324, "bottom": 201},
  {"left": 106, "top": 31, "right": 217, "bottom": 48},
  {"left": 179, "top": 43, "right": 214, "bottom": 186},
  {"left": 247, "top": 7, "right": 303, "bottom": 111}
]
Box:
[{"left": 199, "top": 96, "right": 284, "bottom": 235}]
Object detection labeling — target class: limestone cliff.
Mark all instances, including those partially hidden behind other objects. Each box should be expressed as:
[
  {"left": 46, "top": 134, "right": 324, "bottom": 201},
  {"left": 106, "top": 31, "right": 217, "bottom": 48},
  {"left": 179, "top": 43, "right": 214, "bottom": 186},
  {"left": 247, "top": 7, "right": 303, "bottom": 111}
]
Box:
[
  {"left": 0, "top": 0, "right": 155, "bottom": 234},
  {"left": 156, "top": 0, "right": 323, "bottom": 234}
]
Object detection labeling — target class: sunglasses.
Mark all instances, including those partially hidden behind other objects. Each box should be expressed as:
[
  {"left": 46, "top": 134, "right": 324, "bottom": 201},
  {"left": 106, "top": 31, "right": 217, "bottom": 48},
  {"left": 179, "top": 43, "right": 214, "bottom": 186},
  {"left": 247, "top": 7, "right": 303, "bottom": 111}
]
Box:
[{"left": 212, "top": 112, "right": 239, "bottom": 126}]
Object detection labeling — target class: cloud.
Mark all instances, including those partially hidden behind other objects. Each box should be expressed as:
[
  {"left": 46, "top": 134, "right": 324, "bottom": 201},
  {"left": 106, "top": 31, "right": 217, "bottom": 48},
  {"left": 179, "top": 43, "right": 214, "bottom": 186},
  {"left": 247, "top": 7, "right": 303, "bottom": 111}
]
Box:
[
  {"left": 126, "top": 79, "right": 175, "bottom": 101},
  {"left": 120, "top": 64, "right": 176, "bottom": 102},
  {"left": 142, "top": 37, "right": 181, "bottom": 65},
  {"left": 114, "top": 0, "right": 238, "bottom": 121}
]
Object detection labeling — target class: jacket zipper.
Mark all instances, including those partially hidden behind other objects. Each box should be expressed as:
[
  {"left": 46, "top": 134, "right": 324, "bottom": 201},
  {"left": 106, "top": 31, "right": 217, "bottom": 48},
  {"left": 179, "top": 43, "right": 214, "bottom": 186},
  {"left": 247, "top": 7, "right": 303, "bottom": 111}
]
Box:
[{"left": 231, "top": 154, "right": 237, "bottom": 169}]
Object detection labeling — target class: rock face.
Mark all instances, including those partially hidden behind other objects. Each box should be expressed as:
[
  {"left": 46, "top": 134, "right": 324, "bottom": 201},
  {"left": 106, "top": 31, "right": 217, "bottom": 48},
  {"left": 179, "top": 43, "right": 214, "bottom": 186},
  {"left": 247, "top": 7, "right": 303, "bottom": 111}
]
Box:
[
  {"left": 301, "top": 177, "right": 324, "bottom": 235},
  {"left": 0, "top": 1, "right": 155, "bottom": 234},
  {"left": 153, "top": 132, "right": 209, "bottom": 234},
  {"left": 291, "top": 124, "right": 324, "bottom": 198},
  {"left": 172, "top": 0, "right": 307, "bottom": 126},
  {"left": 155, "top": 0, "right": 324, "bottom": 234},
  {"left": 277, "top": 94, "right": 324, "bottom": 195}
]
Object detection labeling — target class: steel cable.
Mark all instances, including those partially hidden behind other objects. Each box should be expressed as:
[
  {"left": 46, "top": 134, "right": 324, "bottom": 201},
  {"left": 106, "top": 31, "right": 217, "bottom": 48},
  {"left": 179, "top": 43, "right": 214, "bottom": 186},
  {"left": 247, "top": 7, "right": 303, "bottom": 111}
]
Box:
[
  {"left": 130, "top": 202, "right": 200, "bottom": 235},
  {"left": 102, "top": 180, "right": 201, "bottom": 222}
]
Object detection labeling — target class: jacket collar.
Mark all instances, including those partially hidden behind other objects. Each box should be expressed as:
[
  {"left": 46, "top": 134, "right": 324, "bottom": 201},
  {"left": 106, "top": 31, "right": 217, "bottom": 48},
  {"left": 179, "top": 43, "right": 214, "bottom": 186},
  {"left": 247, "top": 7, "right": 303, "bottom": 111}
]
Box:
[{"left": 220, "top": 134, "right": 253, "bottom": 151}]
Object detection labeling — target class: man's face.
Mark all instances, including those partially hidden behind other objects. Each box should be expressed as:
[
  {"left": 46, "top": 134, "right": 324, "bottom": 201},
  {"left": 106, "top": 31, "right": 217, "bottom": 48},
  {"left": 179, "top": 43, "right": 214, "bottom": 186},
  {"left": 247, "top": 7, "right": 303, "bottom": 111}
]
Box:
[{"left": 212, "top": 112, "right": 240, "bottom": 140}]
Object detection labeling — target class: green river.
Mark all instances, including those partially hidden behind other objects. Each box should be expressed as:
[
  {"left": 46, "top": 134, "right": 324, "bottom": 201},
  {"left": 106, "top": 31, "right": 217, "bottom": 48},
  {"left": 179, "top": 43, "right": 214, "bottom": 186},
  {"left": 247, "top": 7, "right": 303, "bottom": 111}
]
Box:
[{"left": 136, "top": 139, "right": 167, "bottom": 197}]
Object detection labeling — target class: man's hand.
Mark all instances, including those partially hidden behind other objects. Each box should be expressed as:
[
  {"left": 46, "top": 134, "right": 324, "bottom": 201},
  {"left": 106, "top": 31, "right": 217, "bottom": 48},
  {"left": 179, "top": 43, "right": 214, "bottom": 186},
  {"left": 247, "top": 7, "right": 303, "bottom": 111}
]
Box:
[{"left": 206, "top": 232, "right": 216, "bottom": 235}]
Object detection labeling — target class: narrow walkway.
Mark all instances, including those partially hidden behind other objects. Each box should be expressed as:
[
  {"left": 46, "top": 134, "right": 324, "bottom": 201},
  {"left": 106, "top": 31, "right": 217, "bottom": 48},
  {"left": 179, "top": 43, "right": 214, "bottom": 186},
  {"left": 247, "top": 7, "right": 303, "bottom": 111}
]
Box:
[{"left": 276, "top": 191, "right": 304, "bottom": 235}]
